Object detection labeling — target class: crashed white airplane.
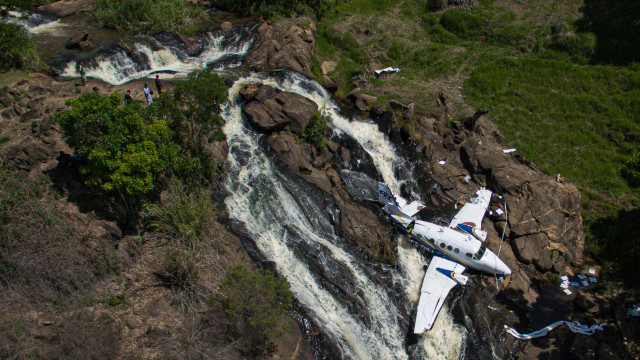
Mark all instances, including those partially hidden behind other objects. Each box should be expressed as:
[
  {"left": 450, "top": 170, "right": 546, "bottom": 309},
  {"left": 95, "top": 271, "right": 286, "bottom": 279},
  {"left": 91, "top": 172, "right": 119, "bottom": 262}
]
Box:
[{"left": 378, "top": 183, "right": 511, "bottom": 334}]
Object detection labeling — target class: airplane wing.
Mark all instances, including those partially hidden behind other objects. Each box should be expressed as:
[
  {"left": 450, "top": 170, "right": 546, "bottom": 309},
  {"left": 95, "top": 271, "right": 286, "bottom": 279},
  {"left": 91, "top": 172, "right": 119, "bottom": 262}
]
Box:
[
  {"left": 448, "top": 187, "right": 492, "bottom": 230},
  {"left": 414, "top": 256, "right": 468, "bottom": 334}
]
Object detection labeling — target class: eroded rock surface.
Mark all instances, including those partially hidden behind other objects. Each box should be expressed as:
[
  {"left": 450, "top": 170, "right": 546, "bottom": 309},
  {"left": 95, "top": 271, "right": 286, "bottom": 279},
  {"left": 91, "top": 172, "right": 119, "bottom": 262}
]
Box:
[{"left": 245, "top": 17, "right": 316, "bottom": 78}]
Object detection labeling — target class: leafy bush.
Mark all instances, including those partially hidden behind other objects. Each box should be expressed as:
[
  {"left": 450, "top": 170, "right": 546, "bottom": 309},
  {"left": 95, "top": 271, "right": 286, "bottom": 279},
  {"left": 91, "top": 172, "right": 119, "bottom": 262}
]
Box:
[
  {"left": 55, "top": 92, "right": 180, "bottom": 200},
  {"left": 440, "top": 9, "right": 485, "bottom": 40},
  {"left": 622, "top": 153, "right": 640, "bottom": 188},
  {"left": 216, "top": 265, "right": 292, "bottom": 338},
  {"left": 94, "top": 0, "right": 207, "bottom": 34},
  {"left": 0, "top": 23, "right": 43, "bottom": 71},
  {"left": 302, "top": 110, "right": 330, "bottom": 150}
]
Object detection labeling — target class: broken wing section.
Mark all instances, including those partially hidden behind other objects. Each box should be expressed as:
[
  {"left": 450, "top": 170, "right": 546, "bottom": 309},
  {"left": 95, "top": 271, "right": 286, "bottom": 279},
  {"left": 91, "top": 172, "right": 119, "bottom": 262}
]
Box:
[
  {"left": 448, "top": 188, "right": 492, "bottom": 241},
  {"left": 414, "top": 256, "right": 468, "bottom": 334}
]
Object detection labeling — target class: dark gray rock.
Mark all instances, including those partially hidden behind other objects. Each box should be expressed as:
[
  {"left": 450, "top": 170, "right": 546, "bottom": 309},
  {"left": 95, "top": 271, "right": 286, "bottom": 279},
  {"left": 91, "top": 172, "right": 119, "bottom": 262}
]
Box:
[
  {"left": 65, "top": 30, "right": 89, "bottom": 49},
  {"left": 340, "top": 170, "right": 379, "bottom": 203}
]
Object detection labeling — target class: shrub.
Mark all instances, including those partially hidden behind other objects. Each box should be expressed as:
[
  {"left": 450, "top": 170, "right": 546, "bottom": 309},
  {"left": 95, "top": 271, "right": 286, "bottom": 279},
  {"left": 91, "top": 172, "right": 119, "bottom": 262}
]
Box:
[
  {"left": 440, "top": 9, "right": 485, "bottom": 40},
  {"left": 302, "top": 110, "right": 330, "bottom": 150},
  {"left": 622, "top": 153, "right": 640, "bottom": 188},
  {"left": 216, "top": 265, "right": 292, "bottom": 338},
  {"left": 0, "top": 23, "right": 43, "bottom": 71}
]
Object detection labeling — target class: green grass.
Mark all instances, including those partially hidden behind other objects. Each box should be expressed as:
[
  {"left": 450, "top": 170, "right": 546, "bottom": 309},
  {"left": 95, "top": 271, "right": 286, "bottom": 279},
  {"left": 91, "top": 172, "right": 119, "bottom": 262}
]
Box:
[
  {"left": 94, "top": 0, "right": 208, "bottom": 34},
  {"left": 465, "top": 58, "right": 640, "bottom": 201}
]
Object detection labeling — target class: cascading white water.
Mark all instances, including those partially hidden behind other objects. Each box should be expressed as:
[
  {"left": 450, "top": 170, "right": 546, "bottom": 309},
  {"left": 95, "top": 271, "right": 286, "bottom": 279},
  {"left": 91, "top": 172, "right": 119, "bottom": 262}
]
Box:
[
  {"left": 222, "top": 72, "right": 466, "bottom": 359},
  {"left": 60, "top": 24, "right": 256, "bottom": 85}
]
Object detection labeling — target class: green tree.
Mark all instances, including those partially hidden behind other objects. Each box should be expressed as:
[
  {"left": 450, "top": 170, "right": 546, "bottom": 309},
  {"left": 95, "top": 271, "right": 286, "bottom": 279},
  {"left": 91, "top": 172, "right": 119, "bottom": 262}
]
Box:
[
  {"left": 216, "top": 265, "right": 293, "bottom": 338},
  {"left": 153, "top": 68, "right": 228, "bottom": 183},
  {"left": 55, "top": 92, "right": 179, "bottom": 211},
  {"left": 0, "top": 23, "right": 43, "bottom": 71},
  {"left": 622, "top": 153, "right": 640, "bottom": 188}
]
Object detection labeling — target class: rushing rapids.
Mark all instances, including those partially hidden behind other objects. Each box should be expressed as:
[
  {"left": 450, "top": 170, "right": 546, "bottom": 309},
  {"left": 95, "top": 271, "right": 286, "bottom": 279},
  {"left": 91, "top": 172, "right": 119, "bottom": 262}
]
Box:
[
  {"left": 49, "top": 23, "right": 258, "bottom": 85},
  {"left": 222, "top": 72, "right": 467, "bottom": 359}
]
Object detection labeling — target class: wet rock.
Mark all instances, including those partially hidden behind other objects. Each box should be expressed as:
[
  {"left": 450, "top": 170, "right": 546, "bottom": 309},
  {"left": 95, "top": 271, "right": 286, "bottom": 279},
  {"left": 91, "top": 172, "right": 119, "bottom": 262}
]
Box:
[
  {"left": 78, "top": 40, "right": 93, "bottom": 51},
  {"left": 245, "top": 17, "right": 316, "bottom": 78},
  {"left": 220, "top": 22, "right": 233, "bottom": 34},
  {"left": 239, "top": 83, "right": 260, "bottom": 101},
  {"left": 340, "top": 170, "right": 379, "bottom": 203},
  {"left": 177, "top": 34, "right": 201, "bottom": 56},
  {"left": 266, "top": 131, "right": 331, "bottom": 193},
  {"left": 340, "top": 201, "right": 393, "bottom": 260},
  {"left": 322, "top": 76, "right": 337, "bottom": 93},
  {"left": 65, "top": 30, "right": 89, "bottom": 49},
  {"left": 242, "top": 85, "right": 317, "bottom": 135}
]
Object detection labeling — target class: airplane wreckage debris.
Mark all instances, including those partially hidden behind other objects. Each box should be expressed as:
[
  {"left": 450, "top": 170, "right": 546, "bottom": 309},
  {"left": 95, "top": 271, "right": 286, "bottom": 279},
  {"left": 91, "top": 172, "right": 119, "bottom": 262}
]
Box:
[{"left": 504, "top": 321, "right": 607, "bottom": 340}]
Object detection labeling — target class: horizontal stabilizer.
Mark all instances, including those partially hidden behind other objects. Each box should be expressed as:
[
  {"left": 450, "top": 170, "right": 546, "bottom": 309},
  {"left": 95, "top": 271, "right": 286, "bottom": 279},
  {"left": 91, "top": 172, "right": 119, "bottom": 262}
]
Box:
[{"left": 378, "top": 182, "right": 425, "bottom": 217}]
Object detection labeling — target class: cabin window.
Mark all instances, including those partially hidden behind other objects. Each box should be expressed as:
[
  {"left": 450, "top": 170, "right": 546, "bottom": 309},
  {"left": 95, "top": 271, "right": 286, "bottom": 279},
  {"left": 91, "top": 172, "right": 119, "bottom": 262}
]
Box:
[
  {"left": 472, "top": 245, "right": 487, "bottom": 260},
  {"left": 466, "top": 253, "right": 472, "bottom": 258},
  {"left": 447, "top": 245, "right": 453, "bottom": 251},
  {"left": 454, "top": 248, "right": 459, "bottom": 254},
  {"left": 429, "top": 238, "right": 435, "bottom": 243},
  {"left": 440, "top": 243, "right": 446, "bottom": 248}
]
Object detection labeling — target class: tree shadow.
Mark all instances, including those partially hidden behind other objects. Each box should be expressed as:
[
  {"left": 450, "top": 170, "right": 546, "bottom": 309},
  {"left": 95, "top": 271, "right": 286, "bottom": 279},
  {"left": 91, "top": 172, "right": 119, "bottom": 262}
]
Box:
[
  {"left": 45, "top": 152, "right": 127, "bottom": 225},
  {"left": 575, "top": 0, "right": 640, "bottom": 65},
  {"left": 588, "top": 207, "right": 640, "bottom": 291}
]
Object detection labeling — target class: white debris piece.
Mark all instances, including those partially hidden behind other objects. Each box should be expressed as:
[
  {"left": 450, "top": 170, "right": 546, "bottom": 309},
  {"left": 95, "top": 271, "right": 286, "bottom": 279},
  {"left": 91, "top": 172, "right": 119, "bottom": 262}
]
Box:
[
  {"left": 589, "top": 277, "right": 597, "bottom": 283},
  {"left": 439, "top": 160, "right": 446, "bottom": 165},
  {"left": 504, "top": 321, "right": 606, "bottom": 340},
  {"left": 581, "top": 281, "right": 589, "bottom": 287},
  {"left": 571, "top": 282, "right": 580, "bottom": 287},
  {"left": 578, "top": 274, "right": 587, "bottom": 279},
  {"left": 503, "top": 148, "right": 516, "bottom": 153},
  {"left": 588, "top": 268, "right": 596, "bottom": 275},
  {"left": 375, "top": 67, "right": 400, "bottom": 75},
  {"left": 495, "top": 208, "right": 504, "bottom": 216},
  {"left": 561, "top": 275, "right": 569, "bottom": 281},
  {"left": 563, "top": 289, "right": 573, "bottom": 295},
  {"left": 560, "top": 282, "right": 569, "bottom": 289}
]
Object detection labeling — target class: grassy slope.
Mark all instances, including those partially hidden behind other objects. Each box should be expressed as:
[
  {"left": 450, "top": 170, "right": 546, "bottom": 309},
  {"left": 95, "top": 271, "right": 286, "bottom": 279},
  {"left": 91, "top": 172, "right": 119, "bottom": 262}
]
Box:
[{"left": 314, "top": 0, "right": 640, "bottom": 290}]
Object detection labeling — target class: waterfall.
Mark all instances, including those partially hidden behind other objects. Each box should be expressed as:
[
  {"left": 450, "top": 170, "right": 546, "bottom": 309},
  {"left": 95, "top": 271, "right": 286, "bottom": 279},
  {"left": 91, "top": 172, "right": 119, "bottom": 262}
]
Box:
[
  {"left": 57, "top": 23, "right": 257, "bottom": 85},
  {"left": 222, "top": 72, "right": 466, "bottom": 359}
]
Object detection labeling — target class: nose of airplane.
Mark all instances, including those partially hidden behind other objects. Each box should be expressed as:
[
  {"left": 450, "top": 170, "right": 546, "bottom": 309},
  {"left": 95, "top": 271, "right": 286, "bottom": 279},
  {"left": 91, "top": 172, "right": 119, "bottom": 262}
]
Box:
[{"left": 497, "top": 257, "right": 511, "bottom": 276}]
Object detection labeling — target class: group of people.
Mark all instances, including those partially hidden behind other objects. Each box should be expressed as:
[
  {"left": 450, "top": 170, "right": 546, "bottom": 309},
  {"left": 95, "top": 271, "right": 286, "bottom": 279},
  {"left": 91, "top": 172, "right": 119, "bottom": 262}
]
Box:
[
  {"left": 76, "top": 61, "right": 164, "bottom": 106},
  {"left": 124, "top": 75, "right": 164, "bottom": 106}
]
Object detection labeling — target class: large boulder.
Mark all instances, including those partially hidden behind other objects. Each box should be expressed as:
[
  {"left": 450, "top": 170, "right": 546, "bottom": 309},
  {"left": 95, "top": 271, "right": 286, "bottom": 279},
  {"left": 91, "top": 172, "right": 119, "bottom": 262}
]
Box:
[
  {"left": 266, "top": 131, "right": 331, "bottom": 194},
  {"left": 242, "top": 85, "right": 317, "bottom": 134},
  {"left": 65, "top": 30, "right": 89, "bottom": 49},
  {"left": 38, "top": 0, "right": 91, "bottom": 17},
  {"left": 245, "top": 17, "right": 316, "bottom": 78}
]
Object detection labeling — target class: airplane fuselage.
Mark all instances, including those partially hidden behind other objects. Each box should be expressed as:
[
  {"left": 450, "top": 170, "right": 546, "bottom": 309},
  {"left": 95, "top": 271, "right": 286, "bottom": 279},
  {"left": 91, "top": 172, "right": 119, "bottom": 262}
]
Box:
[{"left": 387, "top": 213, "right": 511, "bottom": 276}]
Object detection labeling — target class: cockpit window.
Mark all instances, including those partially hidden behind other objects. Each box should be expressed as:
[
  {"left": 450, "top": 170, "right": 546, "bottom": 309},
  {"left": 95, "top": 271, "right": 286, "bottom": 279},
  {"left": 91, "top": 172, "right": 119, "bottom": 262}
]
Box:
[{"left": 472, "top": 245, "right": 487, "bottom": 260}]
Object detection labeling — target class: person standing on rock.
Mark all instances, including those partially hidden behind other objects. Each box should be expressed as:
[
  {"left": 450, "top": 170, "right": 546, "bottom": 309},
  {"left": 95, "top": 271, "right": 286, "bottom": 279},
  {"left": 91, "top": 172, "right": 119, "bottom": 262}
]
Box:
[
  {"left": 124, "top": 89, "right": 133, "bottom": 104},
  {"left": 76, "top": 61, "right": 86, "bottom": 87},
  {"left": 155, "top": 74, "right": 163, "bottom": 95},
  {"left": 143, "top": 84, "right": 153, "bottom": 105}
]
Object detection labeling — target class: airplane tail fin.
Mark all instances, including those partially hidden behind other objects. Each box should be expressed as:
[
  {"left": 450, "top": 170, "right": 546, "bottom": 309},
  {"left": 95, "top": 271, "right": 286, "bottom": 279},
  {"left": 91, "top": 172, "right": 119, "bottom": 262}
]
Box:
[{"left": 378, "top": 182, "right": 425, "bottom": 217}]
